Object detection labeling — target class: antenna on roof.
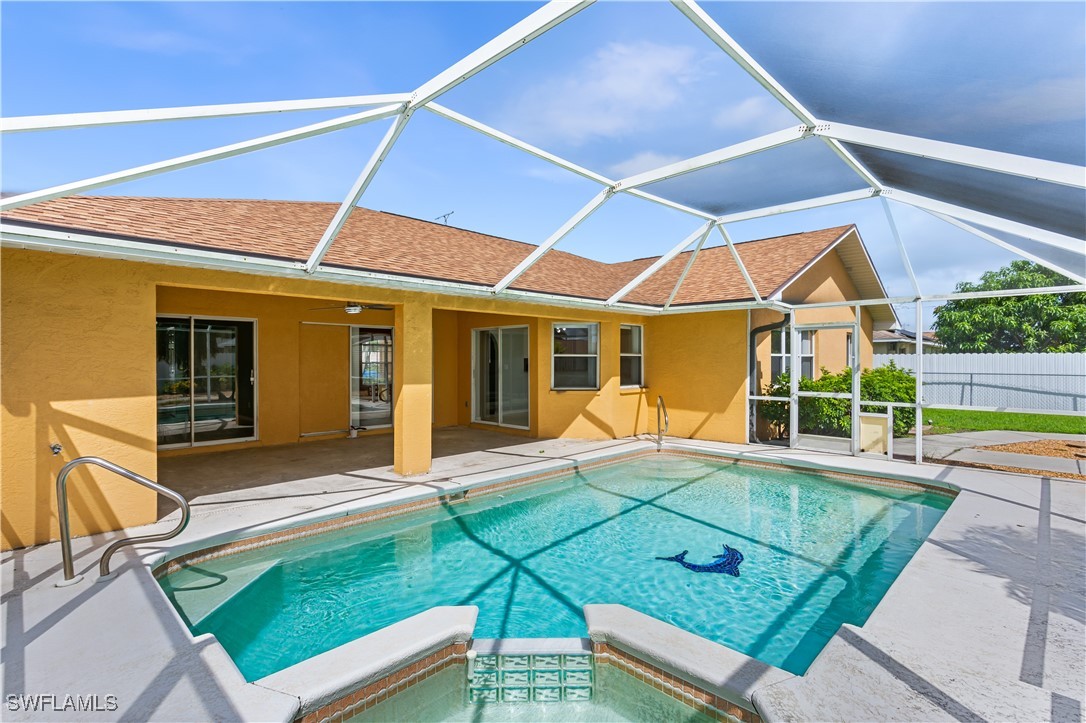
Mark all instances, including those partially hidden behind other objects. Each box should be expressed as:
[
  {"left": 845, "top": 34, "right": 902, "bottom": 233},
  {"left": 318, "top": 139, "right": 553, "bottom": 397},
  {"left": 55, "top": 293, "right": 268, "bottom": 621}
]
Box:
[{"left": 435, "top": 211, "right": 454, "bottom": 225}]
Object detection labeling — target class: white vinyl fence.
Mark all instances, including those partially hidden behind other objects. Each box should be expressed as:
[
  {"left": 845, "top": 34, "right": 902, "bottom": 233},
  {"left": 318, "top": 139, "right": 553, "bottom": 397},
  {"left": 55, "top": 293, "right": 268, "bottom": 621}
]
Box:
[{"left": 874, "top": 353, "right": 1086, "bottom": 413}]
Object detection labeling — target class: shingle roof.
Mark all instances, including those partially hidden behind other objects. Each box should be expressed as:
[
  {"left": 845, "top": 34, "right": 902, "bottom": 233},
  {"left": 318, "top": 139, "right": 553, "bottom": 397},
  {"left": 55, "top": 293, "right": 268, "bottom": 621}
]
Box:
[{"left": 1, "top": 196, "right": 859, "bottom": 307}]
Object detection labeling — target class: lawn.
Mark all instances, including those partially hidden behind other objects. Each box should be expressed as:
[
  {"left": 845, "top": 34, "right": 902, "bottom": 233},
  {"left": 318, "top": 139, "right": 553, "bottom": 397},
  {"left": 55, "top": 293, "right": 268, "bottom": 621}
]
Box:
[{"left": 922, "top": 408, "right": 1086, "bottom": 436}]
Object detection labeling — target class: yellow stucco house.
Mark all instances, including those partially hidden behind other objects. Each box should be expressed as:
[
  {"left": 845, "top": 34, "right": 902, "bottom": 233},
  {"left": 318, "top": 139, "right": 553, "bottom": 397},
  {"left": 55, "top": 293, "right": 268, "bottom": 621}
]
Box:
[{"left": 0, "top": 196, "right": 895, "bottom": 551}]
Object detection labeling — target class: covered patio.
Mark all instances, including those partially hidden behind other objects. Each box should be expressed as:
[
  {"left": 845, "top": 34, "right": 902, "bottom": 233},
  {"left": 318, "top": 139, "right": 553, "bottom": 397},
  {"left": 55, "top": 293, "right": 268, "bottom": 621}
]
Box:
[{"left": 156, "top": 427, "right": 630, "bottom": 517}]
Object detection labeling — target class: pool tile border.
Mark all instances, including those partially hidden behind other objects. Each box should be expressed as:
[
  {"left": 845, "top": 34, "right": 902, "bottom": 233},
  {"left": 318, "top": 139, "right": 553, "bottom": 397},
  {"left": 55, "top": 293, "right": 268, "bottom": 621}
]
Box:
[
  {"left": 295, "top": 642, "right": 468, "bottom": 723},
  {"left": 593, "top": 642, "right": 760, "bottom": 723},
  {"left": 154, "top": 448, "right": 954, "bottom": 578}
]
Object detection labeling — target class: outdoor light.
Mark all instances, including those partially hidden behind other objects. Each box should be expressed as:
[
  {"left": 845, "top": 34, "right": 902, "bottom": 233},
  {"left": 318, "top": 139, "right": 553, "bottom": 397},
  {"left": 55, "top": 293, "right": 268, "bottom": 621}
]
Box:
[{"left": 345, "top": 304, "right": 363, "bottom": 314}]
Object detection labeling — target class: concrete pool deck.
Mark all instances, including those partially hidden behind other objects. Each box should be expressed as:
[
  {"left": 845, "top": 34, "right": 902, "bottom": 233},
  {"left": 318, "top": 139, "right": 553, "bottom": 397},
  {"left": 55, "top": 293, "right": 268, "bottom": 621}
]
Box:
[{"left": 2, "top": 432, "right": 1083, "bottom": 722}]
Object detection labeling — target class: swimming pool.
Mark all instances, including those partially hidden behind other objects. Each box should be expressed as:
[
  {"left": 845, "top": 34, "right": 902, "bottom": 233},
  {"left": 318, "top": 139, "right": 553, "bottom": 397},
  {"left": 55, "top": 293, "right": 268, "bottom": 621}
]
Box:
[{"left": 159, "top": 454, "right": 951, "bottom": 681}]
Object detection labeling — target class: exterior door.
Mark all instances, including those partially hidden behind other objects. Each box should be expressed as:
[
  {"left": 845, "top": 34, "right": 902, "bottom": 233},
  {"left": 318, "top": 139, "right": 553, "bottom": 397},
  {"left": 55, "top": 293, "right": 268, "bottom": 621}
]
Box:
[
  {"left": 351, "top": 327, "right": 393, "bottom": 429},
  {"left": 473, "top": 326, "right": 529, "bottom": 429},
  {"left": 156, "top": 316, "right": 257, "bottom": 448}
]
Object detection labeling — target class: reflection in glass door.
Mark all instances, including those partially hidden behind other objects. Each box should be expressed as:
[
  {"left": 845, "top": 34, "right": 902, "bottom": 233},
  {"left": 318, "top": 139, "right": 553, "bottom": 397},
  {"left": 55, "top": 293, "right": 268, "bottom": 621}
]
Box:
[
  {"left": 156, "top": 318, "right": 192, "bottom": 446},
  {"left": 156, "top": 317, "right": 256, "bottom": 447},
  {"left": 351, "top": 327, "right": 393, "bottom": 429},
  {"left": 473, "top": 326, "right": 529, "bottom": 429}
]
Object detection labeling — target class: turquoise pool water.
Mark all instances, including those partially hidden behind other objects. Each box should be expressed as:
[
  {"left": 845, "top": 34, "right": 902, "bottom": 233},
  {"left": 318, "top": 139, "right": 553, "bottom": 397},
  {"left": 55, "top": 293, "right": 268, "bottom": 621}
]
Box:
[{"left": 160, "top": 456, "right": 951, "bottom": 681}]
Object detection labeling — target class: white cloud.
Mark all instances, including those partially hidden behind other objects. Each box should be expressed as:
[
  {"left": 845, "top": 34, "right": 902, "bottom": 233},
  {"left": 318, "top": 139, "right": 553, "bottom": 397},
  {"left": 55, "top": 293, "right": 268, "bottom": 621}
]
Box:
[
  {"left": 608, "top": 151, "right": 682, "bottom": 178},
  {"left": 499, "top": 41, "right": 710, "bottom": 146},
  {"left": 712, "top": 96, "right": 796, "bottom": 132}
]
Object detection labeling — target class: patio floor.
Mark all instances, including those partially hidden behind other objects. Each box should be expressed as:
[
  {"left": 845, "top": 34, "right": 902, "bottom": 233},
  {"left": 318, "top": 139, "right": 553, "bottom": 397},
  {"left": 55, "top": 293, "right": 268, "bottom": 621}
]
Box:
[{"left": 157, "top": 426, "right": 560, "bottom": 515}]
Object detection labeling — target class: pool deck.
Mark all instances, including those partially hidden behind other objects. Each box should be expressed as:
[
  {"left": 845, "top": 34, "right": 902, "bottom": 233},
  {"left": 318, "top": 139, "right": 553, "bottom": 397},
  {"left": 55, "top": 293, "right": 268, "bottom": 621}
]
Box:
[{"left": 2, "top": 431, "right": 1083, "bottom": 722}]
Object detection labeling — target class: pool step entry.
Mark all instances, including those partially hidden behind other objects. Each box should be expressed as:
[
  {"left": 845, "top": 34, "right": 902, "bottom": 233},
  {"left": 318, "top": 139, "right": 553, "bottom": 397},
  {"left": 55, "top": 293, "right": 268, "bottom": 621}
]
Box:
[{"left": 467, "top": 639, "right": 593, "bottom": 704}]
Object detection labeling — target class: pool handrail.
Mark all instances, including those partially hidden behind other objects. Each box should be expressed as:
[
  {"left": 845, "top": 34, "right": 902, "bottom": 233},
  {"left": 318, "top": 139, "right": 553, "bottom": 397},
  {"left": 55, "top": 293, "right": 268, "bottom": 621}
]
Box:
[
  {"left": 656, "top": 395, "right": 669, "bottom": 450},
  {"left": 56, "top": 456, "right": 190, "bottom": 582}
]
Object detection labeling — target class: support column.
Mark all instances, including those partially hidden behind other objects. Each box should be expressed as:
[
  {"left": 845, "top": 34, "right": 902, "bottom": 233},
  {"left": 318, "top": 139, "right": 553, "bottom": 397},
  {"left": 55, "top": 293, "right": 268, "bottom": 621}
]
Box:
[{"left": 394, "top": 300, "right": 433, "bottom": 475}]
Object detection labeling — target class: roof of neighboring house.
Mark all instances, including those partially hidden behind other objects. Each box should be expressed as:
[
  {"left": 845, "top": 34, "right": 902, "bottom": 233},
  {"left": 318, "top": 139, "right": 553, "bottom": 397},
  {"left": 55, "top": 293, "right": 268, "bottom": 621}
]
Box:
[
  {"left": 874, "top": 329, "right": 941, "bottom": 345},
  {"left": 1, "top": 196, "right": 890, "bottom": 313}
]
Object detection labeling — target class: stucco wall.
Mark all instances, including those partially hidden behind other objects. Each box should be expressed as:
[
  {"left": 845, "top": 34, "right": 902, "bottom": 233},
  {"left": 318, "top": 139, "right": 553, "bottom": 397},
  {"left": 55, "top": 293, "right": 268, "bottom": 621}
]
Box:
[
  {"left": 643, "top": 311, "right": 748, "bottom": 442},
  {"left": 2, "top": 251, "right": 158, "bottom": 550}
]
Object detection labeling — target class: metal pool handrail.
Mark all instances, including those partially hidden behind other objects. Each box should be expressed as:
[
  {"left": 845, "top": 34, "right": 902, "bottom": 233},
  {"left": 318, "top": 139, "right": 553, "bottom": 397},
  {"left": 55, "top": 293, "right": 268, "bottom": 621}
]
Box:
[
  {"left": 56, "top": 456, "right": 190, "bottom": 582},
  {"left": 656, "top": 395, "right": 669, "bottom": 450}
]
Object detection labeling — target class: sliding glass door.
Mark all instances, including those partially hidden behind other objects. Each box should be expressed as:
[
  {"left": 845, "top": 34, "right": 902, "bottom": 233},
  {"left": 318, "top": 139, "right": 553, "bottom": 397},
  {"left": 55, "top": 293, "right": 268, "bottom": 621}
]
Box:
[
  {"left": 473, "top": 326, "right": 529, "bottom": 429},
  {"left": 351, "top": 327, "right": 393, "bottom": 429},
  {"left": 156, "top": 317, "right": 256, "bottom": 447}
]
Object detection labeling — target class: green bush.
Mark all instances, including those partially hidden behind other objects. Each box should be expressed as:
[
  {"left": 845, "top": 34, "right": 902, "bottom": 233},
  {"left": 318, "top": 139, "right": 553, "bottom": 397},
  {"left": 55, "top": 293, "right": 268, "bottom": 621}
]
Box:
[{"left": 759, "top": 362, "right": 916, "bottom": 438}]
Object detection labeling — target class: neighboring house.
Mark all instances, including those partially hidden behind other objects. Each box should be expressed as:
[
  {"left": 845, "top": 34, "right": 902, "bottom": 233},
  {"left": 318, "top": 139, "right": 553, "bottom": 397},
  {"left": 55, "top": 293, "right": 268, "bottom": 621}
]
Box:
[
  {"left": 0, "top": 196, "right": 896, "bottom": 549},
  {"left": 873, "top": 329, "right": 942, "bottom": 354}
]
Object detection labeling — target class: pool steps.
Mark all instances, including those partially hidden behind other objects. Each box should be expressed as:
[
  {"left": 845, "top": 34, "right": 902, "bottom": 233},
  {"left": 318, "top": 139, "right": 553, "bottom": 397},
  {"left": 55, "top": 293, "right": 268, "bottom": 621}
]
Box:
[{"left": 467, "top": 639, "right": 595, "bottom": 704}]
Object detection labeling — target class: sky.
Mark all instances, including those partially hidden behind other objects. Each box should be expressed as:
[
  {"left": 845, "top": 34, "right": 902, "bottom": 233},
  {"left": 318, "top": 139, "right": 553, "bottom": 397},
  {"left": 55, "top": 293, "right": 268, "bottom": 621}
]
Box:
[{"left": 3, "top": 1, "right": 1083, "bottom": 329}]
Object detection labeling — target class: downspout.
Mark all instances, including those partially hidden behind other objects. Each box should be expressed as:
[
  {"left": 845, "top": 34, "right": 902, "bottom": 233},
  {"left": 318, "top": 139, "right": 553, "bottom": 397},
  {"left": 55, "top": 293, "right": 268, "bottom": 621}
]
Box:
[{"left": 748, "top": 318, "right": 788, "bottom": 443}]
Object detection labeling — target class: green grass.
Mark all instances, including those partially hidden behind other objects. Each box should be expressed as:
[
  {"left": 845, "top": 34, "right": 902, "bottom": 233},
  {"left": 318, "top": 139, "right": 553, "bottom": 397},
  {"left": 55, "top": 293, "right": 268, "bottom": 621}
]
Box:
[{"left": 922, "top": 408, "right": 1086, "bottom": 436}]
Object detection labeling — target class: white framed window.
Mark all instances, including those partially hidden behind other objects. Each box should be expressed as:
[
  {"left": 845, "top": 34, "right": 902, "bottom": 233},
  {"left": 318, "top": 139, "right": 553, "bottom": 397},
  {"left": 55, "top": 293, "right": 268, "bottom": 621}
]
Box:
[
  {"left": 620, "top": 324, "right": 644, "bottom": 387},
  {"left": 770, "top": 328, "right": 814, "bottom": 380},
  {"left": 552, "top": 323, "right": 599, "bottom": 390}
]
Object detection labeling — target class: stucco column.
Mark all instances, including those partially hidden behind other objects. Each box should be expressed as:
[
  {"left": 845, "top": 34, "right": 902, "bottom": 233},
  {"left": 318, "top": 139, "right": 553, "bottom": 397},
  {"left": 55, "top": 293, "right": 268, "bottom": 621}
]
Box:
[{"left": 394, "top": 300, "right": 433, "bottom": 475}]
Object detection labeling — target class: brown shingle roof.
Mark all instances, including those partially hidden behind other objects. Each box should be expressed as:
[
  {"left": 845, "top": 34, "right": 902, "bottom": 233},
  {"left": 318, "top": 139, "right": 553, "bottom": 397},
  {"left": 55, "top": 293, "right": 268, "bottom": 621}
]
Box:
[{"left": 1, "top": 196, "right": 855, "bottom": 307}]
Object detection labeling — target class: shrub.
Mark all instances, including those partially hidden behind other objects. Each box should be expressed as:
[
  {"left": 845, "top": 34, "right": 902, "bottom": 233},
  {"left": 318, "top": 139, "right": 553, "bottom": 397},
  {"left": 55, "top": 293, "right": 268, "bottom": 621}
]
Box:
[{"left": 759, "top": 362, "right": 916, "bottom": 438}]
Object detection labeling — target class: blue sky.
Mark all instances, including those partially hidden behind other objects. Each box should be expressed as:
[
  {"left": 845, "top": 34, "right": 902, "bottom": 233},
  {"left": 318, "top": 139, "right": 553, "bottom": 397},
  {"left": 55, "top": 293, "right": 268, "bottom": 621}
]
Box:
[{"left": 3, "top": 2, "right": 1083, "bottom": 328}]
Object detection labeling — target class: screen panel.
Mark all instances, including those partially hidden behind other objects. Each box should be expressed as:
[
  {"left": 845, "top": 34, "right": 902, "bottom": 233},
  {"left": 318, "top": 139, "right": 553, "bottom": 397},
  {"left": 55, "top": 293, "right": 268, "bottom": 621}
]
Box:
[
  {"left": 642, "top": 138, "right": 869, "bottom": 216},
  {"left": 849, "top": 145, "right": 1086, "bottom": 240},
  {"left": 701, "top": 2, "right": 1086, "bottom": 165}
]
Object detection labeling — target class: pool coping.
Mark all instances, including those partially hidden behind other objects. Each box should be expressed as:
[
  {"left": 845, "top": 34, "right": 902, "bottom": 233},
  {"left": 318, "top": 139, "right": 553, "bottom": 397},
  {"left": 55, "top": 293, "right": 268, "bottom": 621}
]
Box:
[{"left": 254, "top": 606, "right": 477, "bottom": 723}]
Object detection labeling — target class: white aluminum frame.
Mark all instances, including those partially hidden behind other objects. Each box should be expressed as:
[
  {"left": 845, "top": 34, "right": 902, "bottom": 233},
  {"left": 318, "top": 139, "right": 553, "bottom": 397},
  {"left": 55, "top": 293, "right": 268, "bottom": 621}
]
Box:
[
  {"left": 921, "top": 209, "right": 1086, "bottom": 284},
  {"left": 1, "top": 0, "right": 1083, "bottom": 471},
  {"left": 884, "top": 189, "right": 1082, "bottom": 253},
  {"left": 408, "top": 1, "right": 595, "bottom": 110},
  {"left": 605, "top": 221, "right": 713, "bottom": 305},
  {"left": 881, "top": 197, "right": 921, "bottom": 297},
  {"left": 1, "top": 0, "right": 1080, "bottom": 296},
  {"left": 665, "top": 227, "right": 711, "bottom": 310},
  {"left": 305, "top": 110, "right": 413, "bottom": 272},
  {"left": 812, "top": 121, "right": 1086, "bottom": 189},
  {"left": 0, "top": 94, "right": 411, "bottom": 134},
  {"left": 613, "top": 126, "right": 809, "bottom": 190},
  {"left": 494, "top": 188, "right": 615, "bottom": 293},
  {"left": 0, "top": 104, "right": 404, "bottom": 212},
  {"left": 717, "top": 224, "right": 761, "bottom": 301}
]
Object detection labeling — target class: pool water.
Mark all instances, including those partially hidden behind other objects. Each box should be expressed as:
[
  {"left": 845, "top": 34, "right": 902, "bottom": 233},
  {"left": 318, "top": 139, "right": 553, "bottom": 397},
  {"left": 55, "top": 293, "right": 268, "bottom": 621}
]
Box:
[{"left": 160, "top": 456, "right": 951, "bottom": 681}]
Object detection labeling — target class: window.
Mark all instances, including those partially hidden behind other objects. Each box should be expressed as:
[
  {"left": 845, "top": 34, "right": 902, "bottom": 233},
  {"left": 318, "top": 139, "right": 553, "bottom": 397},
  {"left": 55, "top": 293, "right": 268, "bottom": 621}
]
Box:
[
  {"left": 770, "top": 328, "right": 814, "bottom": 380},
  {"left": 552, "top": 323, "right": 599, "bottom": 390},
  {"left": 620, "top": 324, "right": 644, "bottom": 387}
]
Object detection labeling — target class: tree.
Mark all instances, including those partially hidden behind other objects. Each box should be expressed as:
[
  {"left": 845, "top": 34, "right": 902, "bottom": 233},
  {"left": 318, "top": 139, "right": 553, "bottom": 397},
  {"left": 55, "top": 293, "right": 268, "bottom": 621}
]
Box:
[{"left": 932, "top": 261, "right": 1086, "bottom": 353}]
